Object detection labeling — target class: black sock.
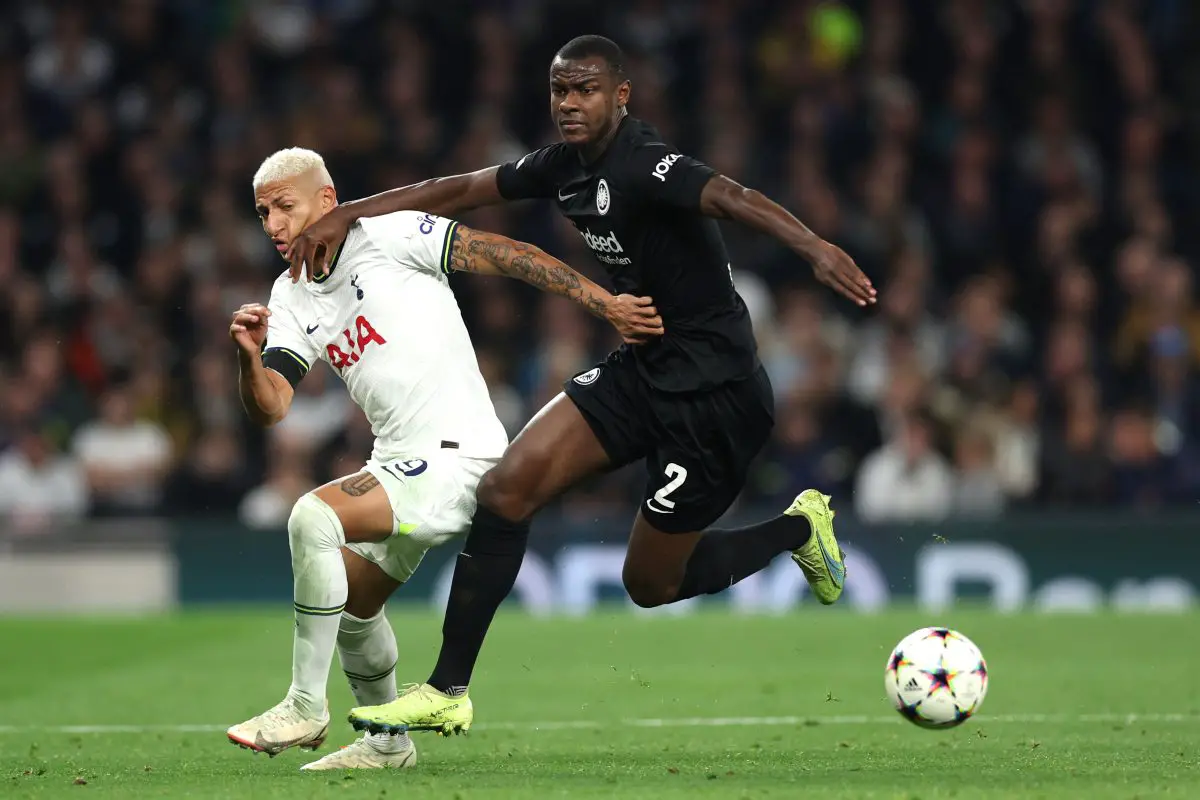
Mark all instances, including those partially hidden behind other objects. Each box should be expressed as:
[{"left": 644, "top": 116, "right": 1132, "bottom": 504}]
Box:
[
  {"left": 673, "top": 514, "right": 810, "bottom": 601},
  {"left": 427, "top": 507, "right": 530, "bottom": 693}
]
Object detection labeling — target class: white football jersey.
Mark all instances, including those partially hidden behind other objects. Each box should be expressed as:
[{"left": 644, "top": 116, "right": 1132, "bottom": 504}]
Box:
[{"left": 263, "top": 210, "right": 509, "bottom": 461}]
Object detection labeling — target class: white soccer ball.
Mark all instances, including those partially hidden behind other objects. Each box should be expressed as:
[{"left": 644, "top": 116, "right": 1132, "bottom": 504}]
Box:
[{"left": 884, "top": 627, "right": 988, "bottom": 729}]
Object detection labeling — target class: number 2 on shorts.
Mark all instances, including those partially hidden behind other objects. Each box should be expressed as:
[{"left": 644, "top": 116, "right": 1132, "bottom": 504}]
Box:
[{"left": 652, "top": 463, "right": 688, "bottom": 510}]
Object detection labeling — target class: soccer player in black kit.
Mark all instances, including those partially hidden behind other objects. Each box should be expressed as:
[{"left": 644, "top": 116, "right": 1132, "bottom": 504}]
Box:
[{"left": 287, "top": 36, "right": 877, "bottom": 735}]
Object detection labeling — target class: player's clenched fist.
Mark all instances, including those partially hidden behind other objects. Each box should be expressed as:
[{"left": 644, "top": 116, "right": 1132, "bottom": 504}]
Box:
[{"left": 229, "top": 303, "right": 272, "bottom": 355}]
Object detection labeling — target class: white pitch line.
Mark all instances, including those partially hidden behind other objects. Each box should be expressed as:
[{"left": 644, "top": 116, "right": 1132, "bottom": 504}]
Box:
[{"left": 0, "top": 713, "right": 1196, "bottom": 735}]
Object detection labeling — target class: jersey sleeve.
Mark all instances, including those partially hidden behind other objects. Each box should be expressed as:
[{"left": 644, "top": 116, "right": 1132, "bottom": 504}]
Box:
[
  {"left": 495, "top": 144, "right": 568, "bottom": 200},
  {"left": 622, "top": 142, "right": 718, "bottom": 210},
  {"left": 357, "top": 210, "right": 460, "bottom": 278},
  {"left": 262, "top": 280, "right": 320, "bottom": 388}
]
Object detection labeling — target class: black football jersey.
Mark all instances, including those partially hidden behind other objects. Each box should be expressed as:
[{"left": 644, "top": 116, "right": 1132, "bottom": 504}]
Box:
[{"left": 495, "top": 116, "right": 759, "bottom": 393}]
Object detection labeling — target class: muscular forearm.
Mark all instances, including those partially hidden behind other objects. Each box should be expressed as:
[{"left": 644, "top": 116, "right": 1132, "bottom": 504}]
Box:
[
  {"left": 701, "top": 174, "right": 874, "bottom": 305},
  {"left": 452, "top": 229, "right": 611, "bottom": 320},
  {"left": 702, "top": 176, "right": 824, "bottom": 256},
  {"left": 237, "top": 350, "right": 286, "bottom": 426},
  {"left": 341, "top": 169, "right": 501, "bottom": 221}
]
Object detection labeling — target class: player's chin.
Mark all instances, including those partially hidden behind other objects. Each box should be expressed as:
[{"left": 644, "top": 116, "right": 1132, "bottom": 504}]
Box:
[{"left": 558, "top": 123, "right": 590, "bottom": 143}]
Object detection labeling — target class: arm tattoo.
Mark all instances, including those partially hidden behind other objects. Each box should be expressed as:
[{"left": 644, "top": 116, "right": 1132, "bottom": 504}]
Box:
[
  {"left": 340, "top": 472, "right": 380, "bottom": 497},
  {"left": 450, "top": 227, "right": 610, "bottom": 319}
]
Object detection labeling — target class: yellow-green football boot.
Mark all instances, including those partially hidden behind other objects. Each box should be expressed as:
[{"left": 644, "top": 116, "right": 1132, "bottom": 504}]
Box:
[
  {"left": 348, "top": 683, "right": 472, "bottom": 736},
  {"left": 786, "top": 489, "right": 846, "bottom": 604}
]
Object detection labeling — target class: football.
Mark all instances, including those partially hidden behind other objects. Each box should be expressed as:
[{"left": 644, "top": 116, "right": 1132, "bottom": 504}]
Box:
[{"left": 885, "top": 627, "right": 988, "bottom": 728}]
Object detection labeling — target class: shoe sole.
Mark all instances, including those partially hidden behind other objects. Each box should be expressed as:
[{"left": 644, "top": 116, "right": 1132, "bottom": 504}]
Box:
[
  {"left": 347, "top": 714, "right": 470, "bottom": 737},
  {"left": 300, "top": 747, "right": 417, "bottom": 771},
  {"left": 227, "top": 724, "right": 328, "bottom": 758}
]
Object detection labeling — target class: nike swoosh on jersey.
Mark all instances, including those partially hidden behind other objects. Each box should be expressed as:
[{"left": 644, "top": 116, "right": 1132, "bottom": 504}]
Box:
[
  {"left": 557, "top": 189, "right": 578, "bottom": 201},
  {"left": 644, "top": 498, "right": 674, "bottom": 515},
  {"left": 306, "top": 324, "right": 319, "bottom": 334}
]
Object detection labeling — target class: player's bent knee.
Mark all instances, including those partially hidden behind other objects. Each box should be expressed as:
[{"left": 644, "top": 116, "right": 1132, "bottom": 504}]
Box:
[
  {"left": 288, "top": 493, "right": 347, "bottom": 553},
  {"left": 622, "top": 573, "right": 680, "bottom": 609},
  {"left": 475, "top": 455, "right": 545, "bottom": 521}
]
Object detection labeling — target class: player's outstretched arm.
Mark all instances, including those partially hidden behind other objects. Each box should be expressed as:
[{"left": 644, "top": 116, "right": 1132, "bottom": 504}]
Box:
[
  {"left": 230, "top": 304, "right": 295, "bottom": 426},
  {"left": 448, "top": 224, "right": 665, "bottom": 345},
  {"left": 287, "top": 168, "right": 505, "bottom": 283},
  {"left": 699, "top": 175, "right": 878, "bottom": 307}
]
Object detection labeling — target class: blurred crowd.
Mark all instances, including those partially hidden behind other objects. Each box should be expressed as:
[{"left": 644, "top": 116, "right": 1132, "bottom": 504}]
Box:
[{"left": 0, "top": 0, "right": 1197, "bottom": 530}]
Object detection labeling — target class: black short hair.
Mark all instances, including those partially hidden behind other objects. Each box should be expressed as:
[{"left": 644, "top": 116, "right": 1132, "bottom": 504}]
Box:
[{"left": 555, "top": 35, "right": 627, "bottom": 80}]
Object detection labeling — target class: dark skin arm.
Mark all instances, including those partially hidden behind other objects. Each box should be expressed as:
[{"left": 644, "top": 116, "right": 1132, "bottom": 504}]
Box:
[
  {"left": 287, "top": 168, "right": 505, "bottom": 282},
  {"left": 700, "top": 175, "right": 877, "bottom": 307},
  {"left": 449, "top": 224, "right": 664, "bottom": 344}
]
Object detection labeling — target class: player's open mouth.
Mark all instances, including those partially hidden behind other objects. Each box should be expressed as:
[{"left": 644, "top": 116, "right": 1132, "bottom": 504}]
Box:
[{"left": 274, "top": 241, "right": 288, "bottom": 252}]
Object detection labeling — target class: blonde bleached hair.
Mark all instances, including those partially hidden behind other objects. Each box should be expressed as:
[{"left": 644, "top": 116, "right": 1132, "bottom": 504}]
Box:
[{"left": 252, "top": 147, "right": 335, "bottom": 191}]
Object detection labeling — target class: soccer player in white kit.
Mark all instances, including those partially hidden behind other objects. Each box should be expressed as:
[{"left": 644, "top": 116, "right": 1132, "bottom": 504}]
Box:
[{"left": 225, "top": 148, "right": 663, "bottom": 770}]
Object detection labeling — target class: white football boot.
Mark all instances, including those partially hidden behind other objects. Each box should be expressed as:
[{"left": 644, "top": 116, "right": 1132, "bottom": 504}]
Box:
[
  {"left": 300, "top": 734, "right": 417, "bottom": 771},
  {"left": 227, "top": 697, "right": 330, "bottom": 757}
]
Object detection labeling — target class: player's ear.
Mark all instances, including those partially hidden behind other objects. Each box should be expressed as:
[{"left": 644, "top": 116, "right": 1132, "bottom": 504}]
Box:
[
  {"left": 616, "top": 78, "right": 631, "bottom": 109},
  {"left": 319, "top": 185, "right": 337, "bottom": 212}
]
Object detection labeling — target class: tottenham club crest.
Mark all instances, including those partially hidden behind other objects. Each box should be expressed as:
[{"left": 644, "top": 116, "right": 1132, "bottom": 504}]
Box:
[
  {"left": 574, "top": 367, "right": 601, "bottom": 385},
  {"left": 595, "top": 179, "right": 610, "bottom": 215}
]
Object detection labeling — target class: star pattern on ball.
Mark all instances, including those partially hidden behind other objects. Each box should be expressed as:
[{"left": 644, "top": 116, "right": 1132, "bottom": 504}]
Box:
[
  {"left": 887, "top": 627, "right": 986, "bottom": 729},
  {"left": 920, "top": 667, "right": 952, "bottom": 694}
]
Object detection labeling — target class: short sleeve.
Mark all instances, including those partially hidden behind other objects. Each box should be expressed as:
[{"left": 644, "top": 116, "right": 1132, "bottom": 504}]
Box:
[
  {"left": 621, "top": 143, "right": 717, "bottom": 210},
  {"left": 357, "top": 210, "right": 459, "bottom": 277},
  {"left": 495, "top": 144, "right": 569, "bottom": 201},
  {"left": 262, "top": 279, "right": 321, "bottom": 387}
]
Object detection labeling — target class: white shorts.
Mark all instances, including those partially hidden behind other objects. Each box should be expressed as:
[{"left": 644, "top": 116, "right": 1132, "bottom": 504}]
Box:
[{"left": 343, "top": 452, "right": 498, "bottom": 583}]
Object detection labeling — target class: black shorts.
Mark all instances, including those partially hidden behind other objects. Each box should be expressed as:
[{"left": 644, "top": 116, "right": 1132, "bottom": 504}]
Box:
[{"left": 563, "top": 350, "right": 775, "bottom": 533}]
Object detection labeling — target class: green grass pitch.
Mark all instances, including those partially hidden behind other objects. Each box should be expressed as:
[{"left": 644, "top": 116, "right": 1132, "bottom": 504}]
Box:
[{"left": 2, "top": 608, "right": 1198, "bottom": 798}]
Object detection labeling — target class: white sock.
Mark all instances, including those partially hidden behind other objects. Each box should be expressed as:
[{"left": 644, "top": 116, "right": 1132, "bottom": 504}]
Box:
[
  {"left": 285, "top": 494, "right": 346, "bottom": 718},
  {"left": 338, "top": 609, "right": 410, "bottom": 753}
]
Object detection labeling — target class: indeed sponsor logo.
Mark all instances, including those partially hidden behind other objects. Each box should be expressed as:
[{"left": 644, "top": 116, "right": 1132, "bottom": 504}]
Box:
[
  {"left": 581, "top": 228, "right": 624, "bottom": 253},
  {"left": 580, "top": 228, "right": 631, "bottom": 265}
]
